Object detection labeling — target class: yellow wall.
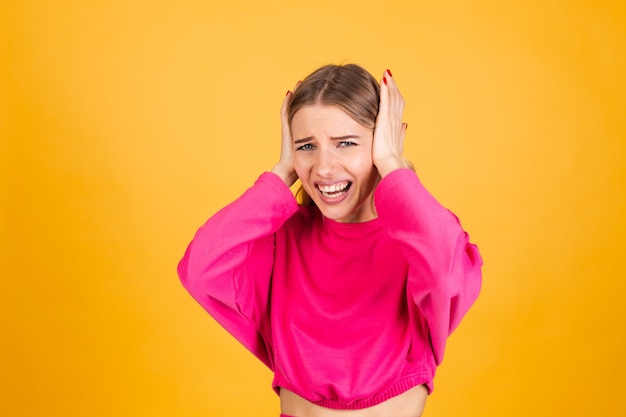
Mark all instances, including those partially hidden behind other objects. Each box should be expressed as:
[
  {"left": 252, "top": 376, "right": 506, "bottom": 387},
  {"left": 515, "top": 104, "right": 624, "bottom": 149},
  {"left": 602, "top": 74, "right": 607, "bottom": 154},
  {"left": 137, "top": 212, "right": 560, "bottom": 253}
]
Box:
[{"left": 2, "top": 1, "right": 625, "bottom": 416}]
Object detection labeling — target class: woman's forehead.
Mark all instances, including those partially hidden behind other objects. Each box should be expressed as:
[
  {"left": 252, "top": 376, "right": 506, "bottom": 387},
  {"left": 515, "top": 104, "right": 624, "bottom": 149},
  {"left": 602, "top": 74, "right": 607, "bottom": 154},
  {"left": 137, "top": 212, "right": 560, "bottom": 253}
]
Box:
[{"left": 291, "top": 104, "right": 362, "bottom": 127}]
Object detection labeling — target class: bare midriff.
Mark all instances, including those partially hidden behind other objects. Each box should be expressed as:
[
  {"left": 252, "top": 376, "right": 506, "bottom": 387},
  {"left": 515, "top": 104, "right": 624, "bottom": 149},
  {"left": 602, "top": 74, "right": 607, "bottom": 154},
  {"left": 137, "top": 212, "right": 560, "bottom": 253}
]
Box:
[{"left": 280, "top": 384, "right": 428, "bottom": 417}]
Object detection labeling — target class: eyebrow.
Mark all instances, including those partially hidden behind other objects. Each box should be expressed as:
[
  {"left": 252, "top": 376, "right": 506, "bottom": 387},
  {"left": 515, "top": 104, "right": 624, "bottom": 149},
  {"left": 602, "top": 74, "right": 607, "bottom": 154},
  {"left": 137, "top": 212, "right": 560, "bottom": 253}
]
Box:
[
  {"left": 293, "top": 134, "right": 361, "bottom": 144},
  {"left": 293, "top": 136, "right": 313, "bottom": 144}
]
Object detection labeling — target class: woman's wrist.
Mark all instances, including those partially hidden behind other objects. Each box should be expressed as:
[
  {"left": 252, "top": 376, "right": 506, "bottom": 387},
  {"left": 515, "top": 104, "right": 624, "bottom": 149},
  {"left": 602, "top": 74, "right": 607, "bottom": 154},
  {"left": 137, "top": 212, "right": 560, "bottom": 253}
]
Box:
[
  {"left": 375, "top": 156, "right": 410, "bottom": 178},
  {"left": 271, "top": 163, "right": 298, "bottom": 187}
]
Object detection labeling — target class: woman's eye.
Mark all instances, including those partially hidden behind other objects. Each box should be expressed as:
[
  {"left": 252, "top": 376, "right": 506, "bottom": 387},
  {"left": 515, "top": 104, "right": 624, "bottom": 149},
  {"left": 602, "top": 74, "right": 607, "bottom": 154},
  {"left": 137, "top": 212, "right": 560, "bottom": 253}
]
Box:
[
  {"left": 296, "top": 143, "right": 314, "bottom": 151},
  {"left": 338, "top": 141, "right": 357, "bottom": 147}
]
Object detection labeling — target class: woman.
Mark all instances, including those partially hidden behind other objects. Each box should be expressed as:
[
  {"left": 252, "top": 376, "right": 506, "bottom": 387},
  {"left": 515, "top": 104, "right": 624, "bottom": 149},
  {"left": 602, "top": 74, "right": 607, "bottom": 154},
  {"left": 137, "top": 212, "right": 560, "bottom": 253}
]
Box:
[{"left": 178, "top": 64, "right": 482, "bottom": 417}]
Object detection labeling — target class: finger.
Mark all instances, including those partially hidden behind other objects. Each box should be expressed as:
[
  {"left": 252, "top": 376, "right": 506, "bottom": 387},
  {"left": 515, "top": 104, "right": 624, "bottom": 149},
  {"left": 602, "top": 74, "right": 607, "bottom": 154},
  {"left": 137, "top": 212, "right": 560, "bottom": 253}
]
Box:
[
  {"left": 379, "top": 71, "right": 390, "bottom": 111},
  {"left": 384, "top": 70, "right": 405, "bottom": 132},
  {"left": 281, "top": 98, "right": 290, "bottom": 142},
  {"left": 281, "top": 90, "right": 291, "bottom": 117},
  {"left": 384, "top": 70, "right": 403, "bottom": 100},
  {"left": 384, "top": 69, "right": 399, "bottom": 99},
  {"left": 282, "top": 80, "right": 301, "bottom": 120},
  {"left": 281, "top": 90, "right": 293, "bottom": 148},
  {"left": 385, "top": 70, "right": 403, "bottom": 111},
  {"left": 381, "top": 70, "right": 396, "bottom": 110}
]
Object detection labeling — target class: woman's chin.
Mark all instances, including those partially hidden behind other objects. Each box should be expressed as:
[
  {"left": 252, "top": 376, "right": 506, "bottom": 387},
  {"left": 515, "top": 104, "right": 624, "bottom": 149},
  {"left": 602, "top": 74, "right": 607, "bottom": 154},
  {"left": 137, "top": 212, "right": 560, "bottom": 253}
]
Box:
[{"left": 316, "top": 200, "right": 375, "bottom": 224}]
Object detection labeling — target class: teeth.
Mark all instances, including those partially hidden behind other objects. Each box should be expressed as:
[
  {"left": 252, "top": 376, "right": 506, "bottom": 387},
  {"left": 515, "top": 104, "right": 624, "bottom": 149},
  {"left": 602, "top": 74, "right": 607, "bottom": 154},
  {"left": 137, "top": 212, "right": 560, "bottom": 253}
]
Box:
[
  {"left": 319, "top": 182, "right": 349, "bottom": 193},
  {"left": 318, "top": 182, "right": 350, "bottom": 198}
]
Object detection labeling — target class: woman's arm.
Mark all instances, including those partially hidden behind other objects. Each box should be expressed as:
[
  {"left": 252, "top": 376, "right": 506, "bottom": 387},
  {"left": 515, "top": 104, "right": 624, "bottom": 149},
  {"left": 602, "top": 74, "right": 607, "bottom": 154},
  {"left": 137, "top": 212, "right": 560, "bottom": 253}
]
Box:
[
  {"left": 178, "top": 91, "right": 299, "bottom": 368},
  {"left": 178, "top": 172, "right": 298, "bottom": 367},
  {"left": 375, "top": 169, "right": 482, "bottom": 365},
  {"left": 372, "top": 70, "right": 482, "bottom": 364}
]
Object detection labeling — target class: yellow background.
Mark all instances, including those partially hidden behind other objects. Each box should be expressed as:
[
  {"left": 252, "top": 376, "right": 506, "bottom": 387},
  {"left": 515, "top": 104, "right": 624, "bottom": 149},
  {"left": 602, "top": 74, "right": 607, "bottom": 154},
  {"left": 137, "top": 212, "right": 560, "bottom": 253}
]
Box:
[{"left": 2, "top": 1, "right": 625, "bottom": 416}]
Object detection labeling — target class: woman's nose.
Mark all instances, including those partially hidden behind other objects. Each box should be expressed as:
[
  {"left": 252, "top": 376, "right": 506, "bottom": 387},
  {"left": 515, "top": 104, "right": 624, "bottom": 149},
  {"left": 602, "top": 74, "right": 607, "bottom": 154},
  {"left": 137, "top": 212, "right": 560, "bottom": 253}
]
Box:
[{"left": 315, "top": 148, "right": 337, "bottom": 177}]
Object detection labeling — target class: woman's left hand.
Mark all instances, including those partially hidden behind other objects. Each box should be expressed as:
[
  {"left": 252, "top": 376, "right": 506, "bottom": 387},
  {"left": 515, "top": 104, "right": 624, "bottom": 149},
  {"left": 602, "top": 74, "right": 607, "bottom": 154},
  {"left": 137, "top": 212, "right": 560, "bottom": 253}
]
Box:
[{"left": 372, "top": 69, "right": 409, "bottom": 177}]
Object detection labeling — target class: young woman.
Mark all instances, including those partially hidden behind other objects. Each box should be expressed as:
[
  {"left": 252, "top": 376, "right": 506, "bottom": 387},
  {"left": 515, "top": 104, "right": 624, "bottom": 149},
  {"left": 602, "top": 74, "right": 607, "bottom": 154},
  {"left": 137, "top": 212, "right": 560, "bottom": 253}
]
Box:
[{"left": 178, "top": 64, "right": 483, "bottom": 417}]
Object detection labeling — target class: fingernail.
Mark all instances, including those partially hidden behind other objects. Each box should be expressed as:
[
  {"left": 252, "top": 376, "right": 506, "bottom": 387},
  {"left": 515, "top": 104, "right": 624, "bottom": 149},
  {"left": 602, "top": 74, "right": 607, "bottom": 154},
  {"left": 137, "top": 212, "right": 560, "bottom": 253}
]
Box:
[
  {"left": 386, "top": 69, "right": 393, "bottom": 77},
  {"left": 286, "top": 90, "right": 291, "bottom": 96},
  {"left": 405, "top": 123, "right": 408, "bottom": 130},
  {"left": 383, "top": 77, "right": 387, "bottom": 85}
]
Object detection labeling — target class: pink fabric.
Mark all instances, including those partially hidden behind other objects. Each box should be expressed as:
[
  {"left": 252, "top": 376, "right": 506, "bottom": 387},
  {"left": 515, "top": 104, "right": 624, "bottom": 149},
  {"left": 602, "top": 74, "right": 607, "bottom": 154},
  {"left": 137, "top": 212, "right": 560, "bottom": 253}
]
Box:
[{"left": 178, "top": 169, "right": 482, "bottom": 409}]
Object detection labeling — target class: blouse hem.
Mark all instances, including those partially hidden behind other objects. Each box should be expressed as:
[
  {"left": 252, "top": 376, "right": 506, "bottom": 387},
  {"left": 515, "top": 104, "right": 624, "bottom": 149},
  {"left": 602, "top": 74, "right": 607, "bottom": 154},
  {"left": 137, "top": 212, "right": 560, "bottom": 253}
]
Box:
[{"left": 274, "top": 373, "right": 433, "bottom": 410}]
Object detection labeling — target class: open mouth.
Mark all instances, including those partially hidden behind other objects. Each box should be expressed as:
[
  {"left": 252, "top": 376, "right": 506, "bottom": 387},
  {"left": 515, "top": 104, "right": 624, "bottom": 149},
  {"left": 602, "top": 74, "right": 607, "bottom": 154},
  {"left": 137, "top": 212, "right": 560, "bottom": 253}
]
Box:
[{"left": 317, "top": 181, "right": 352, "bottom": 200}]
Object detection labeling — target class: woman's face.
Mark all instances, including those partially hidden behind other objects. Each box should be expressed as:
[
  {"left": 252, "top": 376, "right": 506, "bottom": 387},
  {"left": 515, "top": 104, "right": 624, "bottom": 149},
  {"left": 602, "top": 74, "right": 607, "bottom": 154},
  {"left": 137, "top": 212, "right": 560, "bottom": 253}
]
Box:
[{"left": 291, "top": 104, "right": 379, "bottom": 223}]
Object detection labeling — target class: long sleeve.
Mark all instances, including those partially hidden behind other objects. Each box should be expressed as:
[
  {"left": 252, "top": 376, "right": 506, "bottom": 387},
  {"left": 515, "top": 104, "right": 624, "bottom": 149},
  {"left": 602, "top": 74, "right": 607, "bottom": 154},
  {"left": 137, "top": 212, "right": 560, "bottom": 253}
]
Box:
[
  {"left": 374, "top": 169, "right": 483, "bottom": 366},
  {"left": 177, "top": 172, "right": 298, "bottom": 368}
]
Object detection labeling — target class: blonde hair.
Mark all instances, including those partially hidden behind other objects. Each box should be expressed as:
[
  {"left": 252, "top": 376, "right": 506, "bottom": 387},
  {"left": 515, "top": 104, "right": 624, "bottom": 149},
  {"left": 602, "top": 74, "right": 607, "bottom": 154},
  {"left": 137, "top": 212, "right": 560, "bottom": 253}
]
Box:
[{"left": 288, "top": 64, "right": 381, "bottom": 206}]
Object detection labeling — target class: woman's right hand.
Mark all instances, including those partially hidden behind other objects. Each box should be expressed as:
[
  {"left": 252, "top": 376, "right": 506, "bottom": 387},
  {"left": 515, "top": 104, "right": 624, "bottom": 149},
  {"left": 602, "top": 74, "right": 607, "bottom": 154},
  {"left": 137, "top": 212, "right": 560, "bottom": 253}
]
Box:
[{"left": 271, "top": 85, "right": 299, "bottom": 186}]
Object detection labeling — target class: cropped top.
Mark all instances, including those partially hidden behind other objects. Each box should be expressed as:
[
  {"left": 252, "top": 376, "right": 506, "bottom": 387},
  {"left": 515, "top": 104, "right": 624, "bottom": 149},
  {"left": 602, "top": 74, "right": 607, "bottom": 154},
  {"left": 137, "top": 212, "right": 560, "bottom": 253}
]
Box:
[{"left": 177, "top": 169, "right": 482, "bottom": 409}]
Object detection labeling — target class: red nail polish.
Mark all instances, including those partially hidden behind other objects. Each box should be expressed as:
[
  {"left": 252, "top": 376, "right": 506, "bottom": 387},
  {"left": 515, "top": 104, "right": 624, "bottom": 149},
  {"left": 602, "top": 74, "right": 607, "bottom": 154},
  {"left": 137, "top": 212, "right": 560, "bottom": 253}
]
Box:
[
  {"left": 383, "top": 77, "right": 387, "bottom": 85},
  {"left": 386, "top": 69, "right": 393, "bottom": 77}
]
